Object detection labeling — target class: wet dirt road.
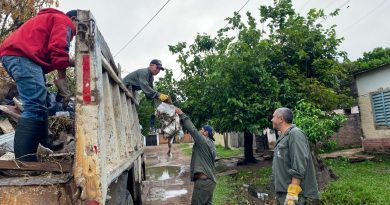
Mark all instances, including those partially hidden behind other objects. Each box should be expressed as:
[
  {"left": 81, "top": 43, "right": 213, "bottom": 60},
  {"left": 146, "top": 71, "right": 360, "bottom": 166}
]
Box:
[{"left": 142, "top": 144, "right": 193, "bottom": 205}]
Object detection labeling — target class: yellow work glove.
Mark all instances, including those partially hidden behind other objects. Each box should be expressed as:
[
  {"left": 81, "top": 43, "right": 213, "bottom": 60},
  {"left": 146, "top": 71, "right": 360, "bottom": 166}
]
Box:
[
  {"left": 54, "top": 78, "right": 71, "bottom": 106},
  {"left": 284, "top": 184, "right": 302, "bottom": 205},
  {"left": 158, "top": 93, "right": 169, "bottom": 102}
]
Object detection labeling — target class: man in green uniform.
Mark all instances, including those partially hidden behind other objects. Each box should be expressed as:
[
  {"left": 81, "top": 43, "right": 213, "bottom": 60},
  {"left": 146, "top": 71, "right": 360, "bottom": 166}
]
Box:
[
  {"left": 271, "top": 107, "right": 319, "bottom": 205},
  {"left": 175, "top": 107, "right": 216, "bottom": 205},
  {"left": 122, "top": 59, "right": 169, "bottom": 102}
]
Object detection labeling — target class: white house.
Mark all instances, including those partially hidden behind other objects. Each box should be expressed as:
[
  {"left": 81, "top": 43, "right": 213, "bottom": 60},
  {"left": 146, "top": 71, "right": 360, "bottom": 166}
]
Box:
[{"left": 355, "top": 63, "right": 390, "bottom": 153}]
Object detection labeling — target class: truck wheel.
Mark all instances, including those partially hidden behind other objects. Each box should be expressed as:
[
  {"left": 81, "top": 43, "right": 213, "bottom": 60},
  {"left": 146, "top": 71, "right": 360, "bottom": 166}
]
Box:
[{"left": 126, "top": 190, "right": 134, "bottom": 205}]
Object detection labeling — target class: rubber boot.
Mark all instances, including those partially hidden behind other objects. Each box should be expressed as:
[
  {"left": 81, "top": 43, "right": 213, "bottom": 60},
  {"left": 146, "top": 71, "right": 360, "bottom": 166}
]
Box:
[
  {"left": 14, "top": 118, "right": 41, "bottom": 161},
  {"left": 39, "top": 118, "right": 64, "bottom": 151}
]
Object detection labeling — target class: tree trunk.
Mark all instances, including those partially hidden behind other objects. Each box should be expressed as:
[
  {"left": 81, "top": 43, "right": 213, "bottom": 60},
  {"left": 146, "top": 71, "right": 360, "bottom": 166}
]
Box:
[
  {"left": 243, "top": 130, "right": 256, "bottom": 162},
  {"left": 223, "top": 133, "right": 229, "bottom": 149}
]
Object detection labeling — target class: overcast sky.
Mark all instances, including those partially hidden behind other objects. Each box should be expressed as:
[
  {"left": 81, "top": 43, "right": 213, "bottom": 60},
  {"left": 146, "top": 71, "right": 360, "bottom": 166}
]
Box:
[{"left": 58, "top": 0, "right": 390, "bottom": 79}]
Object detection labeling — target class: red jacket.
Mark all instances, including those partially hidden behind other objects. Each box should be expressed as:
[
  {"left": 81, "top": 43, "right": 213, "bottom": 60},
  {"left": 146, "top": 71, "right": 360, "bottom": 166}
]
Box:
[{"left": 0, "top": 8, "right": 76, "bottom": 73}]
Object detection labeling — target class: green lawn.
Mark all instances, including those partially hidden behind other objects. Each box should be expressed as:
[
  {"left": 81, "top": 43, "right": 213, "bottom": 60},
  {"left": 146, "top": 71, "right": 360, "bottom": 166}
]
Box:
[
  {"left": 321, "top": 156, "right": 390, "bottom": 205},
  {"left": 212, "top": 155, "right": 390, "bottom": 205},
  {"left": 178, "top": 143, "right": 243, "bottom": 158},
  {"left": 178, "top": 143, "right": 192, "bottom": 156}
]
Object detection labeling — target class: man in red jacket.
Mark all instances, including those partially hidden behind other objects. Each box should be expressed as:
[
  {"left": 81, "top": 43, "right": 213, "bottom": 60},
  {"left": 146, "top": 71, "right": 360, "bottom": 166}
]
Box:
[{"left": 0, "top": 8, "right": 77, "bottom": 161}]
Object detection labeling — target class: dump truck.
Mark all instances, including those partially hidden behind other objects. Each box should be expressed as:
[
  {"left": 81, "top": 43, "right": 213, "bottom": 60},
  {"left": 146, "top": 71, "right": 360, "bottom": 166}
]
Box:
[{"left": 0, "top": 10, "right": 145, "bottom": 205}]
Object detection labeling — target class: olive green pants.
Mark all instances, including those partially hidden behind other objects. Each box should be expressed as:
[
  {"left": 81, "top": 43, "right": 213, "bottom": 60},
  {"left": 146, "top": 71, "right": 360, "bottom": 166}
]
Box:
[{"left": 191, "top": 179, "right": 216, "bottom": 205}]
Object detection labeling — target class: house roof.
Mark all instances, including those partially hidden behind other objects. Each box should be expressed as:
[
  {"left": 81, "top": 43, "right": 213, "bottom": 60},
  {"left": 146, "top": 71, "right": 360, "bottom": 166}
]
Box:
[{"left": 353, "top": 62, "right": 390, "bottom": 78}]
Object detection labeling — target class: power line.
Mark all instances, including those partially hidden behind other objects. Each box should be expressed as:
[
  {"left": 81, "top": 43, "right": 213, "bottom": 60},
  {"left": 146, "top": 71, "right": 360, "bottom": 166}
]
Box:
[
  {"left": 339, "top": 0, "right": 387, "bottom": 34},
  {"left": 175, "top": 0, "right": 251, "bottom": 81},
  {"left": 297, "top": 0, "right": 310, "bottom": 13},
  {"left": 223, "top": 0, "right": 251, "bottom": 29},
  {"left": 319, "top": 0, "right": 351, "bottom": 24},
  {"left": 114, "top": 0, "right": 171, "bottom": 57}
]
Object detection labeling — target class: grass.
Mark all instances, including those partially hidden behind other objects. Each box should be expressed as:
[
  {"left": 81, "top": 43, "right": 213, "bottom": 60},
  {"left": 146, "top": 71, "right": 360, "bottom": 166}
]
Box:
[
  {"left": 213, "top": 166, "right": 273, "bottom": 205},
  {"left": 178, "top": 143, "right": 243, "bottom": 158},
  {"left": 321, "top": 156, "right": 390, "bottom": 205},
  {"left": 213, "top": 154, "right": 390, "bottom": 205},
  {"left": 178, "top": 143, "right": 192, "bottom": 156}
]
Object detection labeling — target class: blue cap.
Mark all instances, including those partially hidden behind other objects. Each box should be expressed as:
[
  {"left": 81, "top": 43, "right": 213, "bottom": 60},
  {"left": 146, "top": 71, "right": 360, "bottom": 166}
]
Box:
[
  {"left": 202, "top": 125, "right": 215, "bottom": 141},
  {"left": 66, "top": 10, "right": 78, "bottom": 18}
]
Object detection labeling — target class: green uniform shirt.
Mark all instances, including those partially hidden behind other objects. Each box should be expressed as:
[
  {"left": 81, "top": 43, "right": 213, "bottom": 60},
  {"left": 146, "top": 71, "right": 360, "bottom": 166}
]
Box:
[
  {"left": 272, "top": 125, "right": 319, "bottom": 199},
  {"left": 122, "top": 68, "right": 160, "bottom": 99},
  {"left": 179, "top": 113, "right": 216, "bottom": 183}
]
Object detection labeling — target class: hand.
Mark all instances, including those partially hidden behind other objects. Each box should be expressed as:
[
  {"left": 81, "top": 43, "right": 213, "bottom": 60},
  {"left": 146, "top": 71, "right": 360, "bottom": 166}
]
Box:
[
  {"left": 69, "top": 58, "right": 75, "bottom": 67},
  {"left": 54, "top": 78, "right": 71, "bottom": 106},
  {"left": 175, "top": 108, "right": 183, "bottom": 115},
  {"left": 284, "top": 184, "right": 302, "bottom": 205},
  {"left": 158, "top": 93, "right": 169, "bottom": 102}
]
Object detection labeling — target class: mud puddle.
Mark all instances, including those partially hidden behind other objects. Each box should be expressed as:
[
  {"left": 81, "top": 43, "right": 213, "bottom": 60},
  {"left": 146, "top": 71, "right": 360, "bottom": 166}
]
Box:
[{"left": 146, "top": 165, "right": 185, "bottom": 181}]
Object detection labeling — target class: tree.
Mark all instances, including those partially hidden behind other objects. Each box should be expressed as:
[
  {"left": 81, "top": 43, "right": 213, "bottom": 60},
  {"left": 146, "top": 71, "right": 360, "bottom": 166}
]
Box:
[
  {"left": 170, "top": 13, "right": 280, "bottom": 163},
  {"left": 259, "top": 0, "right": 352, "bottom": 110},
  {"left": 293, "top": 100, "right": 347, "bottom": 154},
  {"left": 352, "top": 47, "right": 390, "bottom": 72},
  {"left": 169, "top": 0, "right": 352, "bottom": 164}
]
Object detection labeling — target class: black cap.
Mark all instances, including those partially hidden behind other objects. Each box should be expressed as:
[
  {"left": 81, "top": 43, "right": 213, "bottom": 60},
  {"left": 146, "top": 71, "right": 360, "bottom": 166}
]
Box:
[
  {"left": 66, "top": 10, "right": 78, "bottom": 19},
  {"left": 150, "top": 59, "right": 164, "bottom": 70}
]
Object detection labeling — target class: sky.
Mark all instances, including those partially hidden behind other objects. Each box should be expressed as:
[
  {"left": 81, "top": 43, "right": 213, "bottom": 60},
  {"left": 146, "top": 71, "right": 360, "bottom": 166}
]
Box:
[{"left": 58, "top": 0, "right": 390, "bottom": 79}]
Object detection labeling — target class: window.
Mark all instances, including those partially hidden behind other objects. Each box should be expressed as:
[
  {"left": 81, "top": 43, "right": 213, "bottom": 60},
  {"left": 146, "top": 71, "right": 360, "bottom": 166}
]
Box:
[{"left": 372, "top": 90, "right": 390, "bottom": 127}]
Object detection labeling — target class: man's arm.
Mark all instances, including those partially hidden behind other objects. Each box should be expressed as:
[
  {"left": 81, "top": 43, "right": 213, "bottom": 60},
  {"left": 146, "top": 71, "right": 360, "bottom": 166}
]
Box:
[
  {"left": 175, "top": 108, "right": 206, "bottom": 144},
  {"left": 138, "top": 71, "right": 160, "bottom": 99},
  {"left": 48, "top": 17, "right": 75, "bottom": 70}
]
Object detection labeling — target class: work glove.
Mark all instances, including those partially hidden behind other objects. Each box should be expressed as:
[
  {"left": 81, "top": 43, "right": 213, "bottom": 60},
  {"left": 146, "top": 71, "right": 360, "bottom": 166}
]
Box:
[
  {"left": 54, "top": 78, "right": 71, "bottom": 107},
  {"left": 158, "top": 93, "right": 170, "bottom": 102},
  {"left": 284, "top": 184, "right": 302, "bottom": 205}
]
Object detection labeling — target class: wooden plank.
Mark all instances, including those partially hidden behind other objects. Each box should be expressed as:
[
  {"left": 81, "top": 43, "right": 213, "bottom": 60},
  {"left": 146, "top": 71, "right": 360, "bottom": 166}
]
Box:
[
  {"left": 0, "top": 160, "right": 71, "bottom": 172},
  {"left": 0, "top": 174, "right": 71, "bottom": 186}
]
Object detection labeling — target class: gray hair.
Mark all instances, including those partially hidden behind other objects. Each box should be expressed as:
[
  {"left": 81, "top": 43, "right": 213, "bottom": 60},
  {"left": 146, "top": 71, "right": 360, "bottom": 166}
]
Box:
[{"left": 275, "top": 107, "right": 293, "bottom": 124}]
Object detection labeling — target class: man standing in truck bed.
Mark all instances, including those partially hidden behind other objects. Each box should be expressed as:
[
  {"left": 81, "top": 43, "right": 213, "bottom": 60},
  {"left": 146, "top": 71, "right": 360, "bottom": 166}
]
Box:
[
  {"left": 175, "top": 107, "right": 216, "bottom": 205},
  {"left": 122, "top": 59, "right": 170, "bottom": 102},
  {"left": 0, "top": 8, "right": 77, "bottom": 161}
]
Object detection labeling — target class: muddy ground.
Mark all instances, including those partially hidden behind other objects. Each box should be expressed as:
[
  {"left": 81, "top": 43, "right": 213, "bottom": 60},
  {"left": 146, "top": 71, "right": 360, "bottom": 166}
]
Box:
[
  {"left": 142, "top": 144, "right": 275, "bottom": 205},
  {"left": 142, "top": 144, "right": 193, "bottom": 205}
]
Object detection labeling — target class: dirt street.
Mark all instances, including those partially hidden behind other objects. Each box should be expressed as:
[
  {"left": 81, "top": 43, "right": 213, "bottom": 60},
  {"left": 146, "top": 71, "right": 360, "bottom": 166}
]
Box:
[{"left": 142, "top": 144, "right": 193, "bottom": 205}]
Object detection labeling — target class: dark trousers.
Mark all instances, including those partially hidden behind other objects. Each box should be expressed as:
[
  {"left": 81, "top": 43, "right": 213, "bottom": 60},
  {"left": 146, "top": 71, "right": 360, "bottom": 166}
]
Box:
[{"left": 191, "top": 179, "right": 216, "bottom": 205}]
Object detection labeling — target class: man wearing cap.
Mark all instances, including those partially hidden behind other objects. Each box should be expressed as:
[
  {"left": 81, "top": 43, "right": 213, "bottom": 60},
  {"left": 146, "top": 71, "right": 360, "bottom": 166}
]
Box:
[
  {"left": 0, "top": 8, "right": 78, "bottom": 161},
  {"left": 175, "top": 107, "right": 216, "bottom": 205},
  {"left": 122, "top": 59, "right": 170, "bottom": 102}
]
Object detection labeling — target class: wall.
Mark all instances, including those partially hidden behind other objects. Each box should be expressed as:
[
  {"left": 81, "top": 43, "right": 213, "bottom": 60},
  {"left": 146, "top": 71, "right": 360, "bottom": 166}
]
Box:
[
  {"left": 356, "top": 65, "right": 390, "bottom": 153},
  {"left": 331, "top": 114, "right": 362, "bottom": 148}
]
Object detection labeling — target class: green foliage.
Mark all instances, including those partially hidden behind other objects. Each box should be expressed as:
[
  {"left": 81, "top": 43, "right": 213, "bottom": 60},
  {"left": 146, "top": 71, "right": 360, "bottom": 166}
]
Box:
[
  {"left": 137, "top": 96, "right": 156, "bottom": 136},
  {"left": 294, "top": 100, "right": 347, "bottom": 149},
  {"left": 155, "top": 68, "right": 183, "bottom": 105},
  {"left": 320, "top": 139, "right": 338, "bottom": 153},
  {"left": 322, "top": 157, "right": 390, "bottom": 204},
  {"left": 352, "top": 47, "right": 390, "bottom": 72},
  {"left": 169, "top": 0, "right": 352, "bottom": 134}
]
